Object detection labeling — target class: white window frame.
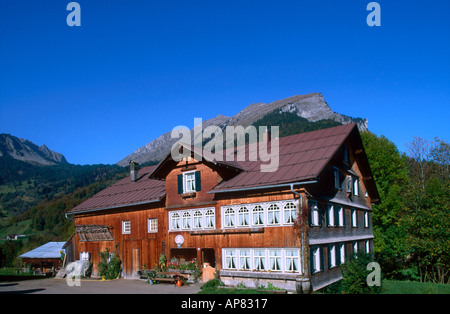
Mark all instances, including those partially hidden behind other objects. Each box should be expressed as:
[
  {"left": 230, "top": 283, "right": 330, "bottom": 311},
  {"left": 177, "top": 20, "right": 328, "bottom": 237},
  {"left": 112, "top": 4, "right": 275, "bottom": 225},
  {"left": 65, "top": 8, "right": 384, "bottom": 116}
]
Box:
[
  {"left": 238, "top": 206, "right": 249, "bottom": 227},
  {"left": 267, "top": 204, "right": 280, "bottom": 225},
  {"left": 339, "top": 243, "right": 346, "bottom": 265},
  {"left": 312, "top": 247, "right": 322, "bottom": 274},
  {"left": 351, "top": 209, "right": 358, "bottom": 228},
  {"left": 285, "top": 249, "right": 300, "bottom": 273},
  {"left": 353, "top": 177, "right": 359, "bottom": 196},
  {"left": 252, "top": 205, "right": 265, "bottom": 226},
  {"left": 225, "top": 249, "right": 237, "bottom": 269},
  {"left": 365, "top": 240, "right": 370, "bottom": 253},
  {"left": 204, "top": 209, "right": 215, "bottom": 229},
  {"left": 193, "top": 210, "right": 203, "bottom": 229},
  {"left": 337, "top": 206, "right": 345, "bottom": 227},
  {"left": 122, "top": 220, "right": 131, "bottom": 234},
  {"left": 238, "top": 249, "right": 251, "bottom": 270},
  {"left": 253, "top": 249, "right": 266, "bottom": 271},
  {"left": 328, "top": 245, "right": 337, "bottom": 269},
  {"left": 224, "top": 208, "right": 236, "bottom": 228},
  {"left": 221, "top": 200, "right": 298, "bottom": 229},
  {"left": 310, "top": 201, "right": 320, "bottom": 227},
  {"left": 284, "top": 202, "right": 297, "bottom": 224},
  {"left": 182, "top": 211, "right": 191, "bottom": 229},
  {"left": 364, "top": 211, "right": 369, "bottom": 228},
  {"left": 147, "top": 218, "right": 158, "bottom": 233},
  {"left": 269, "top": 250, "right": 282, "bottom": 272},
  {"left": 327, "top": 204, "right": 335, "bottom": 227},
  {"left": 183, "top": 171, "right": 196, "bottom": 193},
  {"left": 169, "top": 208, "right": 215, "bottom": 232},
  {"left": 222, "top": 248, "right": 302, "bottom": 274}
]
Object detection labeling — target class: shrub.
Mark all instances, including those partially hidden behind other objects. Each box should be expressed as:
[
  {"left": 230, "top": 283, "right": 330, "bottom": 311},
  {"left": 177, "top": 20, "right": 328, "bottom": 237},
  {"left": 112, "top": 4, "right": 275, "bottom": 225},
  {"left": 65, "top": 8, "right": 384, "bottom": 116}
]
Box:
[
  {"left": 97, "top": 248, "right": 121, "bottom": 280},
  {"left": 341, "top": 252, "right": 382, "bottom": 294}
]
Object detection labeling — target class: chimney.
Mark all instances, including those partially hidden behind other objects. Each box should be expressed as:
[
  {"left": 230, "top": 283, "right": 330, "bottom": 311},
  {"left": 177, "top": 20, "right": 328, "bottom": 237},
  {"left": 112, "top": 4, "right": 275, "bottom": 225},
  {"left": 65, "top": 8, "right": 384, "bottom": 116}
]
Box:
[{"left": 129, "top": 161, "right": 139, "bottom": 182}]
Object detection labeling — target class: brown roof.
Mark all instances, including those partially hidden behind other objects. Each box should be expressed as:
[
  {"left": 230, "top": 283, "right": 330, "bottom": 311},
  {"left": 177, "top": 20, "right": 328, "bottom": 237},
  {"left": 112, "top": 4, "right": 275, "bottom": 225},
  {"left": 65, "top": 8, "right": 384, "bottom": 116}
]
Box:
[
  {"left": 67, "top": 166, "right": 165, "bottom": 214},
  {"left": 209, "top": 123, "right": 356, "bottom": 192},
  {"left": 67, "top": 123, "right": 377, "bottom": 215}
]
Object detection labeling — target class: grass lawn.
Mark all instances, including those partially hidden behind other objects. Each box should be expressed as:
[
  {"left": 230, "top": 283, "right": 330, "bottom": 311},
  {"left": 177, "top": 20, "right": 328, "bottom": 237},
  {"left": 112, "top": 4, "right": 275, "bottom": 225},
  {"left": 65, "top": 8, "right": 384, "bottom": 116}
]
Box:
[{"left": 382, "top": 280, "right": 450, "bottom": 294}]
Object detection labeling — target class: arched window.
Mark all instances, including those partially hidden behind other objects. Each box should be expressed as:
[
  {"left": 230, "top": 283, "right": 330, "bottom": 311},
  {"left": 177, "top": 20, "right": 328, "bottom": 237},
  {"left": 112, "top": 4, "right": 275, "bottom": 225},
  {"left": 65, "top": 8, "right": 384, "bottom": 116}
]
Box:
[
  {"left": 238, "top": 207, "right": 249, "bottom": 226},
  {"left": 268, "top": 204, "right": 280, "bottom": 225},
  {"left": 193, "top": 210, "right": 203, "bottom": 229},
  {"left": 205, "top": 209, "right": 215, "bottom": 228},
  {"left": 252, "top": 205, "right": 264, "bottom": 226},
  {"left": 284, "top": 202, "right": 297, "bottom": 224},
  {"left": 182, "top": 211, "right": 191, "bottom": 229},
  {"left": 224, "top": 208, "right": 235, "bottom": 227},
  {"left": 171, "top": 213, "right": 180, "bottom": 230}
]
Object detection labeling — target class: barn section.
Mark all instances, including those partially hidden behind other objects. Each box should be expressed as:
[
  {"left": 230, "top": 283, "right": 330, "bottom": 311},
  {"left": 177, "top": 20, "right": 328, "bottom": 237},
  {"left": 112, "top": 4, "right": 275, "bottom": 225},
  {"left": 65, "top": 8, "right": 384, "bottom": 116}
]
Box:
[{"left": 19, "top": 242, "right": 66, "bottom": 274}]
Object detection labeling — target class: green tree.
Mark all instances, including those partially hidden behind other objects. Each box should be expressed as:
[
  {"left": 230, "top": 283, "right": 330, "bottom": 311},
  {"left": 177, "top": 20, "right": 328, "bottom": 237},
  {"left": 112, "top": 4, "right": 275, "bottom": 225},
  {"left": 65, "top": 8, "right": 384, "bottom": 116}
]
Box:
[{"left": 360, "top": 131, "right": 410, "bottom": 276}]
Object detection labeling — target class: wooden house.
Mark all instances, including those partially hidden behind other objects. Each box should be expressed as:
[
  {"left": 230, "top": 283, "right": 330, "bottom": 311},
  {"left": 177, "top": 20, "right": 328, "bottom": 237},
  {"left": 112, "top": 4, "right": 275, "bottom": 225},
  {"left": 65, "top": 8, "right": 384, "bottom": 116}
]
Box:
[{"left": 65, "top": 123, "right": 379, "bottom": 291}]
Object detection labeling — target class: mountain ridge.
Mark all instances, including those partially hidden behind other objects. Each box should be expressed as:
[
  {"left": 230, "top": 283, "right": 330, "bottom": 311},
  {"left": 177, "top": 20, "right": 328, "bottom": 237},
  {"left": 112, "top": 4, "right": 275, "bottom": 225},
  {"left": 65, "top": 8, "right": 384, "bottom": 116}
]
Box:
[
  {"left": 0, "top": 134, "right": 68, "bottom": 166},
  {"left": 117, "top": 93, "right": 368, "bottom": 166}
]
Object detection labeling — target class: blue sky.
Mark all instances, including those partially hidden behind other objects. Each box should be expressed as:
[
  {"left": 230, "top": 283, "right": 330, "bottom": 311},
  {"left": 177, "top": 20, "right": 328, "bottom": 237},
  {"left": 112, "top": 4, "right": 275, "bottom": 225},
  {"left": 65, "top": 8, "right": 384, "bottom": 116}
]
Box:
[{"left": 0, "top": 0, "right": 449, "bottom": 165}]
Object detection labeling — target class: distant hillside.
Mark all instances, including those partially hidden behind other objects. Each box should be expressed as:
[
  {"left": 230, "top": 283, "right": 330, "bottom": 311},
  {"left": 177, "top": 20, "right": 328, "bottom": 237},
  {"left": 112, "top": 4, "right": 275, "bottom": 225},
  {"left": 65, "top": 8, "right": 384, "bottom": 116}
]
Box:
[
  {"left": 0, "top": 134, "right": 68, "bottom": 166},
  {"left": 117, "top": 93, "right": 368, "bottom": 166}
]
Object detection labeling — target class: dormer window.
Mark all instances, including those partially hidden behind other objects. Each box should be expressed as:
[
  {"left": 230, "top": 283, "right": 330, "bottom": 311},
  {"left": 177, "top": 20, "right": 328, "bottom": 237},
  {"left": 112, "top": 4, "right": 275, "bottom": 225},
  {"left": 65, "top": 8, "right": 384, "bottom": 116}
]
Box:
[{"left": 177, "top": 171, "right": 201, "bottom": 194}]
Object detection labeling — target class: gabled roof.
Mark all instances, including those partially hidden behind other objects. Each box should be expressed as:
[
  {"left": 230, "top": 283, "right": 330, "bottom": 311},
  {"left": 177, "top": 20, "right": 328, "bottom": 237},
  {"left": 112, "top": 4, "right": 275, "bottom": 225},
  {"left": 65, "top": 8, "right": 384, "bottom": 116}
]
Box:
[
  {"left": 210, "top": 123, "right": 357, "bottom": 193},
  {"left": 19, "top": 242, "right": 66, "bottom": 259},
  {"left": 67, "top": 166, "right": 165, "bottom": 215}
]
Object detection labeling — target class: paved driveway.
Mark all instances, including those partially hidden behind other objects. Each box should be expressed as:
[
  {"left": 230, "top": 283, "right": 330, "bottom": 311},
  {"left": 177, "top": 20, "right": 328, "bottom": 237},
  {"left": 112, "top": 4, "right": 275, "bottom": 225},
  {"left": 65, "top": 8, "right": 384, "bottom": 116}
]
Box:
[{"left": 0, "top": 278, "right": 203, "bottom": 294}]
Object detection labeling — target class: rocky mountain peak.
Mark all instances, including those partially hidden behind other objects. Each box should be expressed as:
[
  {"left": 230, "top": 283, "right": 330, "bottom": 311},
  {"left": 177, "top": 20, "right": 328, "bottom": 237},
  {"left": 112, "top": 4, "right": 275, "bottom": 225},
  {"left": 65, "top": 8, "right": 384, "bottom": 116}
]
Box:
[{"left": 0, "top": 134, "right": 68, "bottom": 166}]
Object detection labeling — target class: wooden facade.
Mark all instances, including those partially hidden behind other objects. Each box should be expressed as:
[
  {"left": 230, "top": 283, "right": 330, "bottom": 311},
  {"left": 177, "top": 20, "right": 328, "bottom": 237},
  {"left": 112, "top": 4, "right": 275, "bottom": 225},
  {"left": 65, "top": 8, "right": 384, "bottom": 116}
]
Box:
[{"left": 67, "top": 124, "right": 379, "bottom": 291}]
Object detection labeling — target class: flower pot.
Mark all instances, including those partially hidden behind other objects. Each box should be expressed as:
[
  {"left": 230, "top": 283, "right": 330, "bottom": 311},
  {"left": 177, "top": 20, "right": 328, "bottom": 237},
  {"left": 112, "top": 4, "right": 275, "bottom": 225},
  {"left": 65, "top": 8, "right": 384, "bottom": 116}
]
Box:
[{"left": 176, "top": 280, "right": 183, "bottom": 287}]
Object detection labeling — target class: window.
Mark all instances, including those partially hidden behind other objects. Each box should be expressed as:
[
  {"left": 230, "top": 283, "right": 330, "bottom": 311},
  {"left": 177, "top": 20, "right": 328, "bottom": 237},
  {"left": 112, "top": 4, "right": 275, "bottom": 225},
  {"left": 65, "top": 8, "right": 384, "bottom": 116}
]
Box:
[
  {"left": 171, "top": 213, "right": 180, "bottom": 230},
  {"left": 269, "top": 250, "right": 282, "bottom": 271},
  {"left": 343, "top": 145, "right": 350, "bottom": 163},
  {"left": 205, "top": 209, "right": 215, "bottom": 229},
  {"left": 339, "top": 243, "right": 346, "bottom": 265},
  {"left": 170, "top": 208, "right": 215, "bottom": 231},
  {"left": 252, "top": 205, "right": 264, "bottom": 225},
  {"left": 328, "top": 245, "right": 336, "bottom": 269},
  {"left": 285, "top": 250, "right": 299, "bottom": 272},
  {"left": 223, "top": 248, "right": 301, "bottom": 274},
  {"left": 224, "top": 208, "right": 235, "bottom": 227},
  {"left": 311, "top": 246, "right": 322, "bottom": 274},
  {"left": 267, "top": 204, "right": 280, "bottom": 225},
  {"left": 182, "top": 211, "right": 191, "bottom": 229},
  {"left": 193, "top": 210, "right": 203, "bottom": 229},
  {"left": 284, "top": 202, "right": 297, "bottom": 224},
  {"left": 337, "top": 206, "right": 345, "bottom": 227},
  {"left": 351, "top": 209, "right": 358, "bottom": 228},
  {"left": 326, "top": 204, "right": 335, "bottom": 227},
  {"left": 122, "top": 220, "right": 131, "bottom": 234},
  {"left": 353, "top": 177, "right": 359, "bottom": 196},
  {"left": 310, "top": 201, "right": 320, "bottom": 226},
  {"left": 177, "top": 171, "right": 201, "bottom": 194},
  {"left": 364, "top": 211, "right": 369, "bottom": 228},
  {"left": 225, "top": 249, "right": 237, "bottom": 269},
  {"left": 333, "top": 167, "right": 342, "bottom": 189},
  {"left": 239, "top": 250, "right": 251, "bottom": 270},
  {"left": 254, "top": 250, "right": 266, "bottom": 271},
  {"left": 365, "top": 240, "right": 371, "bottom": 253},
  {"left": 238, "top": 207, "right": 249, "bottom": 227},
  {"left": 148, "top": 218, "right": 158, "bottom": 233},
  {"left": 353, "top": 241, "right": 359, "bottom": 255}
]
